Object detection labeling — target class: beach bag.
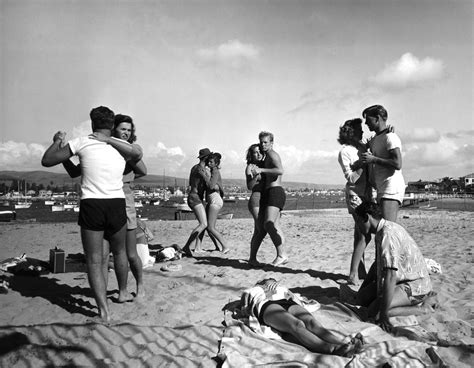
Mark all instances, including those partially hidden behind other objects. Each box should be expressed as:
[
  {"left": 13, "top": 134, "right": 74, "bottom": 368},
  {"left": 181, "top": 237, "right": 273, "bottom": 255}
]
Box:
[{"left": 137, "top": 219, "right": 154, "bottom": 242}]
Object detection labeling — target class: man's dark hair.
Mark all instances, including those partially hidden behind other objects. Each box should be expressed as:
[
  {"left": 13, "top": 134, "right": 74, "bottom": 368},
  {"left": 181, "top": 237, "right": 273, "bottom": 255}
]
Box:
[
  {"left": 362, "top": 105, "right": 388, "bottom": 121},
  {"left": 90, "top": 106, "right": 115, "bottom": 131},
  {"left": 355, "top": 201, "right": 382, "bottom": 222},
  {"left": 114, "top": 114, "right": 137, "bottom": 143}
]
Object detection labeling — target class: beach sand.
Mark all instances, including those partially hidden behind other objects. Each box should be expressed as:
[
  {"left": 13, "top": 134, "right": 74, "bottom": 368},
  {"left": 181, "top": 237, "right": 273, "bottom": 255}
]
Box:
[{"left": 0, "top": 208, "right": 472, "bottom": 367}]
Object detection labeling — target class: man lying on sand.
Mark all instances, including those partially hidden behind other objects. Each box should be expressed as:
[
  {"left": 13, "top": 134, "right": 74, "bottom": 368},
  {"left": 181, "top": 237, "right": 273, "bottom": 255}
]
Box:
[
  {"left": 354, "top": 201, "right": 435, "bottom": 332},
  {"left": 240, "top": 278, "right": 364, "bottom": 357}
]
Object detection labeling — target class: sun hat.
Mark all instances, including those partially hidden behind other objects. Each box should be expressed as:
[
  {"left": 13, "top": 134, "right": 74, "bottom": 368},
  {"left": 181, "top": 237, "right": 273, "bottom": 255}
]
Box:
[{"left": 198, "top": 148, "right": 211, "bottom": 159}]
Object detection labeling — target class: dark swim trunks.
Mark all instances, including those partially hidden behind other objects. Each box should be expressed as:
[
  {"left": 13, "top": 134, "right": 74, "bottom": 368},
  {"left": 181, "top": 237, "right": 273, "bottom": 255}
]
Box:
[
  {"left": 187, "top": 192, "right": 203, "bottom": 209},
  {"left": 260, "top": 186, "right": 286, "bottom": 210},
  {"left": 258, "top": 299, "right": 298, "bottom": 325},
  {"left": 78, "top": 198, "right": 127, "bottom": 238}
]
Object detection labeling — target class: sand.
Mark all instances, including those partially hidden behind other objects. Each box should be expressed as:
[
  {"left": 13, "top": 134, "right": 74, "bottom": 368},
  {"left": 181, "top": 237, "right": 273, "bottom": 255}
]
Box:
[{"left": 0, "top": 208, "right": 472, "bottom": 367}]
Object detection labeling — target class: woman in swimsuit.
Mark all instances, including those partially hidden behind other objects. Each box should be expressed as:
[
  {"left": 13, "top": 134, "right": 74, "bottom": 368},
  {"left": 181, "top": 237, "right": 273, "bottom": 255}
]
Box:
[
  {"left": 245, "top": 144, "right": 264, "bottom": 223},
  {"left": 201, "top": 152, "right": 229, "bottom": 253},
  {"left": 337, "top": 118, "right": 372, "bottom": 286}
]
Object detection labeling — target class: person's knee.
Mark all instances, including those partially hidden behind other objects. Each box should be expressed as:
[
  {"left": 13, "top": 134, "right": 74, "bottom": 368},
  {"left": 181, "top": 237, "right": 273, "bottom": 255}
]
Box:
[
  {"left": 305, "top": 317, "right": 319, "bottom": 331},
  {"left": 290, "top": 318, "right": 307, "bottom": 334},
  {"left": 264, "top": 220, "right": 276, "bottom": 233}
]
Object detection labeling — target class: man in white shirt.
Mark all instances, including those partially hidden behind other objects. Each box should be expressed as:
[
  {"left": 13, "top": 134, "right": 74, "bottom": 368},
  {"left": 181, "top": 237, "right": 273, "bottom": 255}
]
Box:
[
  {"left": 42, "top": 106, "right": 138, "bottom": 321},
  {"left": 361, "top": 105, "right": 405, "bottom": 222}
]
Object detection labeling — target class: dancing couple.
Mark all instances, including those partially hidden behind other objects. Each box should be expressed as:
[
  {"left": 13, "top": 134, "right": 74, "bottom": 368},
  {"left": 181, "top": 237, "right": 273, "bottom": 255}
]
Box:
[
  {"left": 246, "top": 131, "right": 288, "bottom": 267},
  {"left": 183, "top": 148, "right": 229, "bottom": 256}
]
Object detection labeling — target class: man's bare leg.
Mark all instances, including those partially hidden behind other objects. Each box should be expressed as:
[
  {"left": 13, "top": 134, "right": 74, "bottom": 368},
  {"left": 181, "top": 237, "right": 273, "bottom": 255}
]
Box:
[{"left": 81, "top": 228, "right": 110, "bottom": 321}]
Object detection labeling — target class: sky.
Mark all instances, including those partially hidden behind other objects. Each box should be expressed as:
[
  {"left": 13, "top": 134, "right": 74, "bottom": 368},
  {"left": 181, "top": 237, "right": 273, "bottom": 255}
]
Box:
[{"left": 1, "top": 0, "right": 472, "bottom": 185}]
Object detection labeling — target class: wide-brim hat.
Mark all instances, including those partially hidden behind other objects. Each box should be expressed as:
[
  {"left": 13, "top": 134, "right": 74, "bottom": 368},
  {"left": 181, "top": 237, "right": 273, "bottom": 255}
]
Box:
[{"left": 198, "top": 148, "right": 211, "bottom": 159}]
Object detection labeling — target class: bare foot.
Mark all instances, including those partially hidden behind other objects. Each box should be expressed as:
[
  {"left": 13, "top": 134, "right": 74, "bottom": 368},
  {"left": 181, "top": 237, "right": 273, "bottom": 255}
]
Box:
[
  {"left": 248, "top": 259, "right": 263, "bottom": 268},
  {"left": 98, "top": 308, "right": 110, "bottom": 323},
  {"left": 117, "top": 292, "right": 133, "bottom": 303},
  {"left": 182, "top": 245, "right": 193, "bottom": 258},
  {"left": 271, "top": 255, "right": 288, "bottom": 267},
  {"left": 135, "top": 285, "right": 146, "bottom": 300}
]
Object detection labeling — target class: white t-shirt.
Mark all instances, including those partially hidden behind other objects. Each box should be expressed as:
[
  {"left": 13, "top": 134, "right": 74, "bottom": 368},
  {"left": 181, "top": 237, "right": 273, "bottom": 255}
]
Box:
[
  {"left": 369, "top": 132, "right": 405, "bottom": 200},
  {"left": 68, "top": 136, "right": 126, "bottom": 199}
]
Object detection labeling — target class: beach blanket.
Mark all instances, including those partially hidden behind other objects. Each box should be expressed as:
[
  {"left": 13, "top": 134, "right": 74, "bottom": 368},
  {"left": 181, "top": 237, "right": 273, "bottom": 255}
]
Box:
[{"left": 220, "top": 301, "right": 438, "bottom": 367}]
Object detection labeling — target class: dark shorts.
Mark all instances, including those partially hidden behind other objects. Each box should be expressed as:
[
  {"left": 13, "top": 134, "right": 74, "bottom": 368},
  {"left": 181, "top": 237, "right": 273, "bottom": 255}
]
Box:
[
  {"left": 398, "top": 282, "right": 430, "bottom": 306},
  {"left": 187, "top": 192, "right": 203, "bottom": 209},
  {"left": 258, "top": 299, "right": 298, "bottom": 325},
  {"left": 260, "top": 186, "right": 286, "bottom": 210},
  {"left": 78, "top": 198, "right": 127, "bottom": 238}
]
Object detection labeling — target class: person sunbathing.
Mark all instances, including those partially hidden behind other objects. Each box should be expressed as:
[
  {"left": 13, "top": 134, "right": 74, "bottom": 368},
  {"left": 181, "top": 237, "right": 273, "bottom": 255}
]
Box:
[{"left": 240, "top": 278, "right": 364, "bottom": 357}]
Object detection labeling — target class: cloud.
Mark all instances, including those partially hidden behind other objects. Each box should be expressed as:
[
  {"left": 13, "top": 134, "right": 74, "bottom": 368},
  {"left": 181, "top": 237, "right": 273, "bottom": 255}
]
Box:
[
  {"left": 0, "top": 141, "right": 46, "bottom": 170},
  {"left": 446, "top": 129, "right": 474, "bottom": 139},
  {"left": 400, "top": 128, "right": 441, "bottom": 144},
  {"left": 146, "top": 142, "right": 185, "bottom": 160},
  {"left": 369, "top": 53, "right": 445, "bottom": 90},
  {"left": 197, "top": 40, "right": 260, "bottom": 69}
]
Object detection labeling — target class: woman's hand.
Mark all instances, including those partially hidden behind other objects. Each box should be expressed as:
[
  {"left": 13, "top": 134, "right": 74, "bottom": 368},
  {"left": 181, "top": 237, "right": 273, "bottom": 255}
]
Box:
[
  {"left": 89, "top": 131, "right": 110, "bottom": 143},
  {"left": 361, "top": 152, "right": 376, "bottom": 164},
  {"left": 250, "top": 164, "right": 262, "bottom": 177}
]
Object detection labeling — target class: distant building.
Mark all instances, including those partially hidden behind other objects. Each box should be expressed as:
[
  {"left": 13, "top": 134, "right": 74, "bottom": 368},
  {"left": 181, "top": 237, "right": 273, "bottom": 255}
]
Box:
[{"left": 464, "top": 173, "right": 474, "bottom": 187}]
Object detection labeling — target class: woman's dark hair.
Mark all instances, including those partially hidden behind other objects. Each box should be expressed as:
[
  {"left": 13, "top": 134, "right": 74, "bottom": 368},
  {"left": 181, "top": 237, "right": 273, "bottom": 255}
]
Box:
[
  {"left": 206, "top": 152, "right": 222, "bottom": 168},
  {"left": 114, "top": 114, "right": 137, "bottom": 143},
  {"left": 246, "top": 143, "right": 262, "bottom": 164},
  {"left": 362, "top": 105, "right": 388, "bottom": 121},
  {"left": 90, "top": 106, "right": 115, "bottom": 130},
  {"left": 337, "top": 118, "right": 362, "bottom": 146}
]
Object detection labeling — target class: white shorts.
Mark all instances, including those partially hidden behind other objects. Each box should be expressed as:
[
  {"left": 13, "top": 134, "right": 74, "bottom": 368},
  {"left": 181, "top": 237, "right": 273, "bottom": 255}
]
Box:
[{"left": 207, "top": 192, "right": 223, "bottom": 209}]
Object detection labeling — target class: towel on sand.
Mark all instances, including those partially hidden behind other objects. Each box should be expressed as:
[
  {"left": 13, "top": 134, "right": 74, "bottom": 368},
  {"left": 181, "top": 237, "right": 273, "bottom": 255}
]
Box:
[{"left": 220, "top": 301, "right": 439, "bottom": 367}]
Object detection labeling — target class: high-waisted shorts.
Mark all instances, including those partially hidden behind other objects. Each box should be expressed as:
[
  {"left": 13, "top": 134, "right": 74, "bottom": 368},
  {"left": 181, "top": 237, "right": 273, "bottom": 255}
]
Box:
[
  {"left": 123, "top": 183, "right": 137, "bottom": 230},
  {"left": 187, "top": 192, "right": 203, "bottom": 209},
  {"left": 260, "top": 186, "right": 286, "bottom": 210},
  {"left": 206, "top": 191, "right": 223, "bottom": 209}
]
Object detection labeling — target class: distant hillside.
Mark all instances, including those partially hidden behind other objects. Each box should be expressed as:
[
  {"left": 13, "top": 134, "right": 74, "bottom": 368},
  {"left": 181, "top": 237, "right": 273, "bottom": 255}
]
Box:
[{"left": 0, "top": 170, "right": 342, "bottom": 191}]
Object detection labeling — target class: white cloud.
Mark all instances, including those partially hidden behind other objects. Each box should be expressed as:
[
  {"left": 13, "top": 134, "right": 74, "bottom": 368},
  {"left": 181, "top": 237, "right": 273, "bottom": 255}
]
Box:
[
  {"left": 146, "top": 142, "right": 185, "bottom": 160},
  {"left": 0, "top": 141, "right": 46, "bottom": 170},
  {"left": 400, "top": 128, "right": 441, "bottom": 144},
  {"left": 279, "top": 145, "right": 338, "bottom": 174},
  {"left": 70, "top": 120, "right": 92, "bottom": 140},
  {"left": 370, "top": 53, "right": 445, "bottom": 90},
  {"left": 197, "top": 40, "right": 260, "bottom": 69}
]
